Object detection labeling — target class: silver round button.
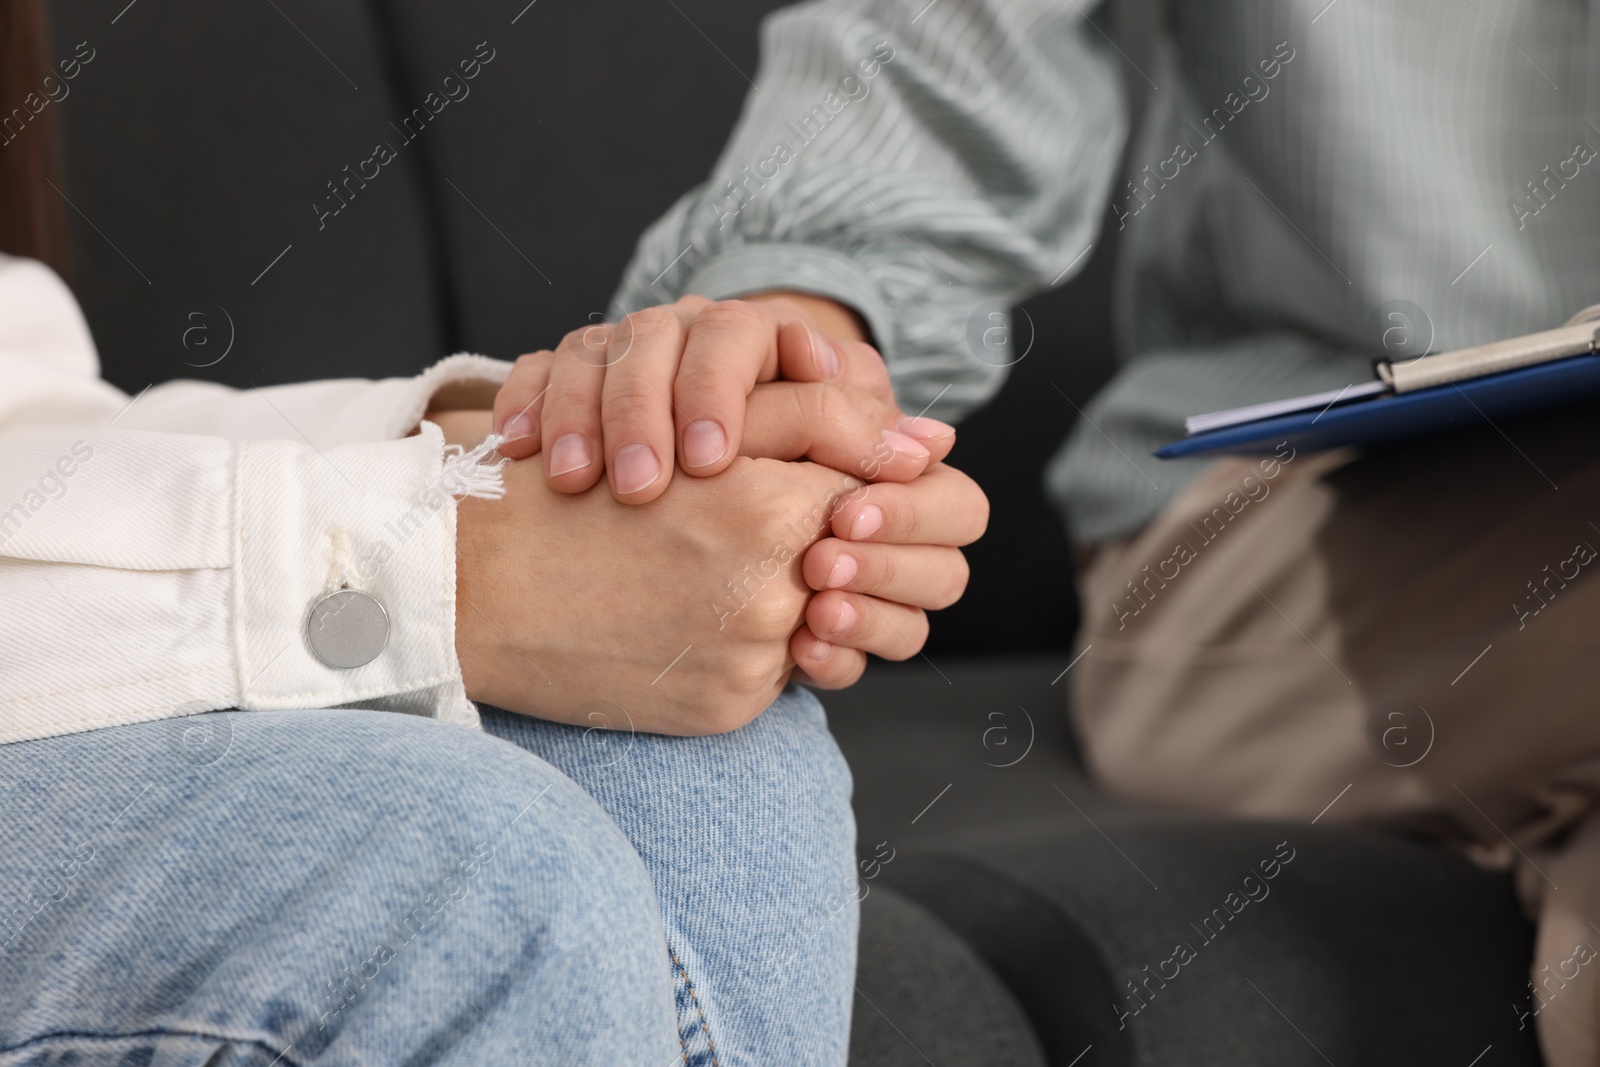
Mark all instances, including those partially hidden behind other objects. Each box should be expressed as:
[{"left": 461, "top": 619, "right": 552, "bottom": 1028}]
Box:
[{"left": 306, "top": 588, "right": 390, "bottom": 669}]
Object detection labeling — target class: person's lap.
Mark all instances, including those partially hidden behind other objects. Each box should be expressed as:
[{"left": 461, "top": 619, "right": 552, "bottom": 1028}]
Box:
[
  {"left": 1072, "top": 411, "right": 1600, "bottom": 1064},
  {"left": 0, "top": 686, "right": 855, "bottom": 1067},
  {"left": 1074, "top": 412, "right": 1600, "bottom": 830}
]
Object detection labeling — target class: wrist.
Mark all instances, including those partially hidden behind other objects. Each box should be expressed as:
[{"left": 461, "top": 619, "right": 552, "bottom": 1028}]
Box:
[
  {"left": 453, "top": 493, "right": 511, "bottom": 707},
  {"left": 453, "top": 494, "right": 487, "bottom": 703},
  {"left": 424, "top": 408, "right": 494, "bottom": 449}
]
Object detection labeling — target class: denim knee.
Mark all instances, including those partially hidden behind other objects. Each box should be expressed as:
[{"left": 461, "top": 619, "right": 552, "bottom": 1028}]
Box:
[
  {"left": 737, "top": 683, "right": 855, "bottom": 823},
  {"left": 278, "top": 713, "right": 674, "bottom": 1058},
  {"left": 480, "top": 688, "right": 859, "bottom": 1066},
  {"left": 487, "top": 682, "right": 854, "bottom": 845},
  {"left": 0, "top": 709, "right": 678, "bottom": 1065}
]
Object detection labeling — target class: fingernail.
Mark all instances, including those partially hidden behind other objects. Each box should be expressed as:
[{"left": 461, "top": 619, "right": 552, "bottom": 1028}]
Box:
[
  {"left": 850, "top": 504, "right": 884, "bottom": 540},
  {"left": 810, "top": 639, "right": 833, "bottom": 661},
  {"left": 826, "top": 554, "right": 858, "bottom": 589},
  {"left": 881, "top": 428, "right": 930, "bottom": 459},
  {"left": 612, "top": 443, "right": 661, "bottom": 495},
  {"left": 811, "top": 329, "right": 842, "bottom": 379},
  {"left": 549, "top": 433, "right": 592, "bottom": 477},
  {"left": 898, "top": 415, "right": 955, "bottom": 441},
  {"left": 830, "top": 600, "right": 857, "bottom": 636},
  {"left": 682, "top": 420, "right": 728, "bottom": 468},
  {"left": 503, "top": 413, "right": 535, "bottom": 442}
]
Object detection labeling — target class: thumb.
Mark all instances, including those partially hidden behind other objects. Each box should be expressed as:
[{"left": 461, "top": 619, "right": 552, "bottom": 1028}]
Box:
[{"left": 777, "top": 322, "right": 896, "bottom": 408}]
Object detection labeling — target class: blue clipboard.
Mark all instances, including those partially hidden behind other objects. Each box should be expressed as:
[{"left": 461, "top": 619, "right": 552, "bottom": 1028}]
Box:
[{"left": 1155, "top": 352, "right": 1600, "bottom": 459}]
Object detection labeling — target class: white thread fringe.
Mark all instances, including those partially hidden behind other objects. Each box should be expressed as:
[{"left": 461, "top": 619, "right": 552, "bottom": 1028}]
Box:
[
  {"left": 327, "top": 526, "right": 356, "bottom": 593},
  {"left": 438, "top": 432, "right": 510, "bottom": 501}
]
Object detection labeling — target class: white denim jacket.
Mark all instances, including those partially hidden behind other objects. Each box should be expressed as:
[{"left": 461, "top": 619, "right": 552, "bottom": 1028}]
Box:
[{"left": 0, "top": 254, "right": 512, "bottom": 745}]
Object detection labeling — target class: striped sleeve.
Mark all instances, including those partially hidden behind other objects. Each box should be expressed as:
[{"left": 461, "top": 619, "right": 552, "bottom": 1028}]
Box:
[{"left": 610, "top": 0, "right": 1128, "bottom": 422}]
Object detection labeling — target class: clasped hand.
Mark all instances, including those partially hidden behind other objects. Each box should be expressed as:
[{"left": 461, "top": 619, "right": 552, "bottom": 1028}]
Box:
[{"left": 446, "top": 294, "right": 987, "bottom": 735}]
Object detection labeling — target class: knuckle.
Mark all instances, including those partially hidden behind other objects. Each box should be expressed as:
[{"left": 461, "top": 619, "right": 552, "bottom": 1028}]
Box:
[
  {"left": 540, "top": 374, "right": 594, "bottom": 415},
  {"left": 674, "top": 362, "right": 733, "bottom": 405},
  {"left": 727, "top": 651, "right": 785, "bottom": 700},
  {"left": 848, "top": 384, "right": 894, "bottom": 423},
  {"left": 818, "top": 383, "right": 855, "bottom": 425},
  {"left": 888, "top": 500, "right": 917, "bottom": 543},
  {"left": 599, "top": 386, "right": 661, "bottom": 429},
  {"left": 794, "top": 492, "right": 838, "bottom": 544},
  {"left": 873, "top": 549, "right": 897, "bottom": 591},
  {"left": 701, "top": 700, "right": 757, "bottom": 735},
  {"left": 753, "top": 296, "right": 803, "bottom": 324},
  {"left": 932, "top": 553, "right": 970, "bottom": 609},
  {"left": 806, "top": 658, "right": 848, "bottom": 689},
  {"left": 967, "top": 486, "right": 992, "bottom": 542},
  {"left": 949, "top": 553, "right": 973, "bottom": 603},
  {"left": 725, "top": 455, "right": 766, "bottom": 490},
  {"left": 759, "top": 645, "right": 792, "bottom": 686},
  {"left": 828, "top": 654, "right": 868, "bottom": 689},
  {"left": 557, "top": 327, "right": 596, "bottom": 354},
  {"left": 798, "top": 381, "right": 850, "bottom": 430},
  {"left": 852, "top": 344, "right": 893, "bottom": 392},
  {"left": 694, "top": 299, "right": 768, "bottom": 336},
  {"left": 624, "top": 305, "right": 682, "bottom": 340},
  {"left": 833, "top": 477, "right": 871, "bottom": 515},
  {"left": 883, "top": 613, "right": 929, "bottom": 661},
  {"left": 744, "top": 590, "right": 801, "bottom": 639},
  {"left": 795, "top": 381, "right": 829, "bottom": 423}
]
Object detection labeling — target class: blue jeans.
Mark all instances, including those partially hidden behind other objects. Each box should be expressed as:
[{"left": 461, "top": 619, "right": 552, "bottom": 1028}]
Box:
[{"left": 0, "top": 686, "right": 857, "bottom": 1065}]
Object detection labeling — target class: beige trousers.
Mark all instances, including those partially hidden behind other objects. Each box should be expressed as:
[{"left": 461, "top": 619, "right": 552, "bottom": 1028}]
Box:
[{"left": 1072, "top": 421, "right": 1600, "bottom": 1065}]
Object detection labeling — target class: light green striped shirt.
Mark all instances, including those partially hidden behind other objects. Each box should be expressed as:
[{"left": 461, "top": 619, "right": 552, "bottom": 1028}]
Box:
[{"left": 613, "top": 0, "right": 1600, "bottom": 542}]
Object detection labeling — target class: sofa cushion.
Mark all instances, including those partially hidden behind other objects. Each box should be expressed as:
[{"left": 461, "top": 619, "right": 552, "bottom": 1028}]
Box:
[
  {"left": 885, "top": 822, "right": 1542, "bottom": 1066},
  {"left": 853, "top": 884, "right": 1046, "bottom": 1067}
]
